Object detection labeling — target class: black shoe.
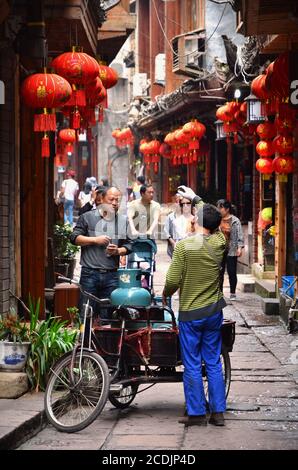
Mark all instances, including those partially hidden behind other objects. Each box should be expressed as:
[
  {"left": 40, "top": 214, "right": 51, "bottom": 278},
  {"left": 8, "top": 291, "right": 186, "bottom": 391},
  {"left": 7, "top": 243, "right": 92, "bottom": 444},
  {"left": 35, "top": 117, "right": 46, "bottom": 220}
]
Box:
[
  {"left": 178, "top": 415, "right": 207, "bottom": 426},
  {"left": 209, "top": 412, "right": 225, "bottom": 426}
]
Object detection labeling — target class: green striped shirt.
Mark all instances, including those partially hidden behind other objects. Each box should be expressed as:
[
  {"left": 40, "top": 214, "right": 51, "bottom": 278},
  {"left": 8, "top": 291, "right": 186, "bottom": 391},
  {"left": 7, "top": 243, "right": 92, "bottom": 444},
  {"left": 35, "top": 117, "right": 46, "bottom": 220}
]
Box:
[{"left": 164, "top": 231, "right": 227, "bottom": 321}]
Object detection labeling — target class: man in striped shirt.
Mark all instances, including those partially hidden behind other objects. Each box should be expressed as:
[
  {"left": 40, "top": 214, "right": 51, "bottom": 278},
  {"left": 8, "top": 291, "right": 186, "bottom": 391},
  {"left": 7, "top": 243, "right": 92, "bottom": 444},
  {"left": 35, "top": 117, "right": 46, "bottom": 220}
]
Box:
[{"left": 163, "top": 194, "right": 227, "bottom": 427}]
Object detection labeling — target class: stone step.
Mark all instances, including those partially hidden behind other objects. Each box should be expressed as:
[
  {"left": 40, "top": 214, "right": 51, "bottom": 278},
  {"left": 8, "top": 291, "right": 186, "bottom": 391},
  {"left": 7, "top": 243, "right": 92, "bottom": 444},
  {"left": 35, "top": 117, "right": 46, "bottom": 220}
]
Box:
[
  {"left": 237, "top": 274, "right": 255, "bottom": 293},
  {"left": 0, "top": 372, "right": 28, "bottom": 398},
  {"left": 261, "top": 297, "right": 280, "bottom": 316},
  {"left": 255, "top": 279, "right": 276, "bottom": 298}
]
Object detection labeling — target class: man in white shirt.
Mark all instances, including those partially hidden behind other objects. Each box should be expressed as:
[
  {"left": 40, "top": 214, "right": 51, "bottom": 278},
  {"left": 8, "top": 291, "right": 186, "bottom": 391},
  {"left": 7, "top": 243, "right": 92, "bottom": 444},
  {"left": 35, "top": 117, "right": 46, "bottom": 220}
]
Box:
[
  {"left": 61, "top": 170, "right": 79, "bottom": 225},
  {"left": 127, "top": 184, "right": 161, "bottom": 242}
]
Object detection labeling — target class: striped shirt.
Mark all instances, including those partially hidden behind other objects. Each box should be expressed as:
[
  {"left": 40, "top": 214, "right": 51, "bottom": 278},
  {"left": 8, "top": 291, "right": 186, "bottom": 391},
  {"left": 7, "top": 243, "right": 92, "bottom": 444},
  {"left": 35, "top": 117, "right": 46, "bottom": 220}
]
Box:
[{"left": 164, "top": 231, "right": 227, "bottom": 321}]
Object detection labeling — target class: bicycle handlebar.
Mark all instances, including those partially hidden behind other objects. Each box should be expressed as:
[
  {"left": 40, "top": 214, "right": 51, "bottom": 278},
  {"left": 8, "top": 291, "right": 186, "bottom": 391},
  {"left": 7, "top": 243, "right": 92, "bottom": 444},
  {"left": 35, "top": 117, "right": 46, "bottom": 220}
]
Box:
[{"left": 57, "top": 276, "right": 110, "bottom": 304}]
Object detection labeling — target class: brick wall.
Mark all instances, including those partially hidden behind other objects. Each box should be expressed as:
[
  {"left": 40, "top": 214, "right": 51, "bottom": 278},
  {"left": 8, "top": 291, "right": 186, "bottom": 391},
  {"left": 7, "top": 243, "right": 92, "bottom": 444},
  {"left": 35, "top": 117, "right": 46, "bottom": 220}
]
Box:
[{"left": 0, "top": 46, "right": 17, "bottom": 314}]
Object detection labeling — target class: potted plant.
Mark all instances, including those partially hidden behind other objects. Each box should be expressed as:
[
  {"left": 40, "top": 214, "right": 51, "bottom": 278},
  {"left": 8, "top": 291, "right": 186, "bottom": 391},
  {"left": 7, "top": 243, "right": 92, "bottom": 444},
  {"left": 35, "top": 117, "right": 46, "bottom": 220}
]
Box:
[
  {"left": 53, "top": 223, "right": 80, "bottom": 279},
  {"left": 0, "top": 308, "right": 31, "bottom": 372}
]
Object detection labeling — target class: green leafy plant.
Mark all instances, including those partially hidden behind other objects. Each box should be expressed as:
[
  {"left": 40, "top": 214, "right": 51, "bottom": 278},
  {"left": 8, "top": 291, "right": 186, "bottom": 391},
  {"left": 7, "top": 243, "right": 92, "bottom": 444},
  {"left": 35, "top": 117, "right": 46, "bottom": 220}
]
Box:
[
  {"left": 53, "top": 223, "right": 80, "bottom": 259},
  {"left": 26, "top": 296, "right": 77, "bottom": 392},
  {"left": 66, "top": 306, "right": 80, "bottom": 329},
  {"left": 0, "top": 308, "right": 30, "bottom": 343}
]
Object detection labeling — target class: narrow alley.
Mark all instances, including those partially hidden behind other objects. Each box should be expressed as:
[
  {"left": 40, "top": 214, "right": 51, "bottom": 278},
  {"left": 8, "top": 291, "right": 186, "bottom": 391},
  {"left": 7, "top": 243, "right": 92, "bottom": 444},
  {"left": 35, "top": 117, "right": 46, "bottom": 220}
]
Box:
[{"left": 17, "top": 243, "right": 298, "bottom": 451}]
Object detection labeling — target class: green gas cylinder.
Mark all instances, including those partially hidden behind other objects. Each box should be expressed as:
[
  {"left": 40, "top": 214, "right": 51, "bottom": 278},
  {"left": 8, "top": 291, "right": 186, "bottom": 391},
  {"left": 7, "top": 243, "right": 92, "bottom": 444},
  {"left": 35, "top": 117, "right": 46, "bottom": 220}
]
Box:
[{"left": 111, "top": 268, "right": 151, "bottom": 307}]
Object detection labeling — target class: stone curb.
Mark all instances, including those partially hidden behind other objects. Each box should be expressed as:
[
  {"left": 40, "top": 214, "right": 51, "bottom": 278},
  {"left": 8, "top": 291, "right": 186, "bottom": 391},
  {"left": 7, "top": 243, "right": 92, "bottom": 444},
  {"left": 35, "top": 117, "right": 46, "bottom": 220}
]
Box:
[{"left": 0, "top": 409, "right": 47, "bottom": 450}]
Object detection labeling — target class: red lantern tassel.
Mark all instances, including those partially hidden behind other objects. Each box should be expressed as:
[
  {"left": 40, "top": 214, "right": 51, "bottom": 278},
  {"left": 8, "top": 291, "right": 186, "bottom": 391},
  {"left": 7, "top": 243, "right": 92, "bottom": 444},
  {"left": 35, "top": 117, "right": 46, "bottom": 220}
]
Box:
[
  {"left": 34, "top": 111, "right": 56, "bottom": 132},
  {"left": 72, "top": 109, "right": 81, "bottom": 129},
  {"left": 75, "top": 89, "right": 86, "bottom": 107},
  {"left": 41, "top": 133, "right": 50, "bottom": 158},
  {"left": 189, "top": 139, "right": 200, "bottom": 150},
  {"left": 154, "top": 162, "right": 158, "bottom": 173},
  {"left": 234, "top": 132, "right": 239, "bottom": 144},
  {"left": 67, "top": 143, "right": 74, "bottom": 153}
]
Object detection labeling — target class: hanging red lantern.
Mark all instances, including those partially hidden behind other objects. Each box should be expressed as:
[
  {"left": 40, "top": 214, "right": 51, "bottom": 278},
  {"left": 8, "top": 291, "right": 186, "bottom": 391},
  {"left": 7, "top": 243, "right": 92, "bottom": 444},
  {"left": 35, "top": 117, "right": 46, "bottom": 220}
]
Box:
[
  {"left": 21, "top": 72, "right": 72, "bottom": 132},
  {"left": 52, "top": 48, "right": 100, "bottom": 107},
  {"left": 265, "top": 53, "right": 289, "bottom": 101},
  {"left": 98, "top": 64, "right": 118, "bottom": 89},
  {"left": 256, "top": 140, "right": 275, "bottom": 157},
  {"left": 216, "top": 104, "right": 233, "bottom": 122},
  {"left": 59, "top": 128, "right": 76, "bottom": 154},
  {"left": 256, "top": 157, "right": 273, "bottom": 175},
  {"left": 272, "top": 155, "right": 294, "bottom": 175},
  {"left": 234, "top": 110, "right": 246, "bottom": 128},
  {"left": 251, "top": 74, "right": 271, "bottom": 101},
  {"left": 256, "top": 122, "right": 276, "bottom": 140},
  {"left": 273, "top": 135, "right": 294, "bottom": 155},
  {"left": 226, "top": 101, "right": 240, "bottom": 116},
  {"left": 275, "top": 115, "right": 296, "bottom": 136},
  {"left": 159, "top": 142, "right": 172, "bottom": 159},
  {"left": 183, "top": 120, "right": 206, "bottom": 149}
]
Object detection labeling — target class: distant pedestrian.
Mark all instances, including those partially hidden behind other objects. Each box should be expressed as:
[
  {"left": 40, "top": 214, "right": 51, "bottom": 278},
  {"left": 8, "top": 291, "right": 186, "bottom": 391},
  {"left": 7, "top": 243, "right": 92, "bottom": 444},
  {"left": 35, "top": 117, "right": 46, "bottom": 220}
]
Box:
[
  {"left": 78, "top": 185, "right": 107, "bottom": 216},
  {"left": 216, "top": 199, "right": 244, "bottom": 301},
  {"left": 60, "top": 170, "right": 79, "bottom": 225},
  {"left": 78, "top": 182, "right": 92, "bottom": 208},
  {"left": 127, "top": 184, "right": 160, "bottom": 241},
  {"left": 99, "top": 176, "right": 109, "bottom": 187},
  {"left": 129, "top": 175, "right": 145, "bottom": 201},
  {"left": 164, "top": 194, "right": 194, "bottom": 258},
  {"left": 86, "top": 176, "right": 98, "bottom": 189}
]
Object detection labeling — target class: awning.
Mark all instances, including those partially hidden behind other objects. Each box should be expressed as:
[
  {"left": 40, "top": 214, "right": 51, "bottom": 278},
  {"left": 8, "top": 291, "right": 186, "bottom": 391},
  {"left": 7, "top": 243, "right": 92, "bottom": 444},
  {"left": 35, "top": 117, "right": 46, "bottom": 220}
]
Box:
[{"left": 133, "top": 76, "right": 226, "bottom": 133}]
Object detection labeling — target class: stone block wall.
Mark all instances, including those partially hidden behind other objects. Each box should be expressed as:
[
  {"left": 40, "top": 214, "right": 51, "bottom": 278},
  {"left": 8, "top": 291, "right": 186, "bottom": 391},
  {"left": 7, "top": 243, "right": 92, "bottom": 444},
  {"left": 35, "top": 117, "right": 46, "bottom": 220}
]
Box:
[{"left": 0, "top": 46, "right": 17, "bottom": 314}]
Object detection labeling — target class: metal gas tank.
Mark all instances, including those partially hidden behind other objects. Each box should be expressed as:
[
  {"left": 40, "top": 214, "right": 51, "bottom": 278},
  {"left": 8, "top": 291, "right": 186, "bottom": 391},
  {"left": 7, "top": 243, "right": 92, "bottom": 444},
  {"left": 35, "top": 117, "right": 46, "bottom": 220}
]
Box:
[{"left": 111, "top": 268, "right": 151, "bottom": 307}]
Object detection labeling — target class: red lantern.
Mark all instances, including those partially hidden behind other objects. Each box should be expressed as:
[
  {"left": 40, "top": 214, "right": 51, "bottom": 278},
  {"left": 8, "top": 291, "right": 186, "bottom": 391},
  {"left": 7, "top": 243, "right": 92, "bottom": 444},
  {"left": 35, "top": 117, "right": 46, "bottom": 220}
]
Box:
[
  {"left": 251, "top": 74, "right": 270, "bottom": 101},
  {"left": 272, "top": 155, "right": 294, "bottom": 174},
  {"left": 52, "top": 48, "right": 100, "bottom": 107},
  {"left": 256, "top": 157, "right": 273, "bottom": 175},
  {"left": 256, "top": 122, "right": 276, "bottom": 140},
  {"left": 265, "top": 53, "right": 289, "bottom": 101},
  {"left": 275, "top": 115, "right": 296, "bottom": 136},
  {"left": 183, "top": 120, "right": 206, "bottom": 149},
  {"left": 159, "top": 142, "right": 172, "bottom": 159},
  {"left": 273, "top": 135, "right": 294, "bottom": 155},
  {"left": 21, "top": 72, "right": 72, "bottom": 132},
  {"left": 256, "top": 140, "right": 275, "bottom": 157},
  {"left": 98, "top": 65, "right": 118, "bottom": 89},
  {"left": 216, "top": 105, "right": 233, "bottom": 122},
  {"left": 59, "top": 128, "right": 76, "bottom": 154}
]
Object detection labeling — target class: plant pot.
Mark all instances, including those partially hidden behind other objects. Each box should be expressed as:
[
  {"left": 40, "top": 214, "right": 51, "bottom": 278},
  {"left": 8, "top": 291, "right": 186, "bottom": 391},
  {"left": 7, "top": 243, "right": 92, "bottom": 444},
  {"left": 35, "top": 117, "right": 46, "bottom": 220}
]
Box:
[
  {"left": 0, "top": 341, "right": 30, "bottom": 371},
  {"left": 54, "top": 258, "right": 76, "bottom": 281}
]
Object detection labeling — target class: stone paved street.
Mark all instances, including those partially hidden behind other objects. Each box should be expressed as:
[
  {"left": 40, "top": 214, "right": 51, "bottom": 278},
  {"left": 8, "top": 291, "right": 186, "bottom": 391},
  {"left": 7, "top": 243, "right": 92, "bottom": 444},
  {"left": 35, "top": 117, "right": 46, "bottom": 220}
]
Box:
[{"left": 19, "top": 242, "right": 298, "bottom": 450}]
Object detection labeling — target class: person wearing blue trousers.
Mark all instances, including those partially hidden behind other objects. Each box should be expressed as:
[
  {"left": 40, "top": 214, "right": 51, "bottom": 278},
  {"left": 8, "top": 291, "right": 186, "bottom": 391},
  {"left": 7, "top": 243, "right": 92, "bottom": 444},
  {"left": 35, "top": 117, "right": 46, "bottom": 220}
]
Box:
[
  {"left": 179, "top": 312, "right": 226, "bottom": 421},
  {"left": 163, "top": 187, "right": 227, "bottom": 427}
]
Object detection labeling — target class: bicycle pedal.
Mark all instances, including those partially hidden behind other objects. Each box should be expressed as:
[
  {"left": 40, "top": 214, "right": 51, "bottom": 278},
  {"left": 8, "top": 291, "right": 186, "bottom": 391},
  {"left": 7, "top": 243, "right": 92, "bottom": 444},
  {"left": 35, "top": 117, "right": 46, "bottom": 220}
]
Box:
[{"left": 109, "top": 384, "right": 124, "bottom": 394}]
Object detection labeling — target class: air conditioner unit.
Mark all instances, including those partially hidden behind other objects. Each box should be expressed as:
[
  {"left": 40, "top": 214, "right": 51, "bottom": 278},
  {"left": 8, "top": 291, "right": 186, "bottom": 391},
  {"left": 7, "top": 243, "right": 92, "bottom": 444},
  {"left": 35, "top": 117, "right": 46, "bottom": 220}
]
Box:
[
  {"left": 172, "top": 29, "right": 206, "bottom": 77},
  {"left": 132, "top": 73, "right": 148, "bottom": 98},
  {"left": 154, "top": 53, "right": 165, "bottom": 85}
]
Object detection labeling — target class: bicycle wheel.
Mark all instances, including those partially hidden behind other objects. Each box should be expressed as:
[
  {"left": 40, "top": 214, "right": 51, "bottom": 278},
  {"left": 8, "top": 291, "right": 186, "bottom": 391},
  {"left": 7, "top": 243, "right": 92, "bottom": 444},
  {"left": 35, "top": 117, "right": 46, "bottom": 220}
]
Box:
[
  {"left": 202, "top": 345, "right": 231, "bottom": 403},
  {"left": 44, "top": 351, "right": 110, "bottom": 433},
  {"left": 109, "top": 383, "right": 139, "bottom": 409}
]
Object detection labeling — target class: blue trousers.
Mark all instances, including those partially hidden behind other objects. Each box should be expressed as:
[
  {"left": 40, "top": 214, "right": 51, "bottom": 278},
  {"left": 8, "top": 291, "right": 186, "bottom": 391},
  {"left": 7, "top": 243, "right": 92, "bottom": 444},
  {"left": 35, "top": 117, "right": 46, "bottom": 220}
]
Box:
[
  {"left": 64, "top": 199, "right": 74, "bottom": 225},
  {"left": 179, "top": 311, "right": 226, "bottom": 416},
  {"left": 79, "top": 267, "right": 118, "bottom": 320}
]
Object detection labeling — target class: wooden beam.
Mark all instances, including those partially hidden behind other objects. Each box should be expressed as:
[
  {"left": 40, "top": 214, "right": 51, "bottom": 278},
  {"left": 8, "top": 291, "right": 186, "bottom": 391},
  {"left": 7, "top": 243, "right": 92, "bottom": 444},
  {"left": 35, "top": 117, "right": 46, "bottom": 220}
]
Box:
[{"left": 20, "top": 105, "right": 46, "bottom": 317}]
